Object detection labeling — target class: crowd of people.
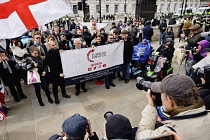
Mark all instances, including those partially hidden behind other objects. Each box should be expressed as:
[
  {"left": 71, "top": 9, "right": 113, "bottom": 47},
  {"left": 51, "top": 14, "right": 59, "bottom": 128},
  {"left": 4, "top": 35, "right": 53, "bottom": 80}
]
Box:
[{"left": 0, "top": 14, "right": 210, "bottom": 140}]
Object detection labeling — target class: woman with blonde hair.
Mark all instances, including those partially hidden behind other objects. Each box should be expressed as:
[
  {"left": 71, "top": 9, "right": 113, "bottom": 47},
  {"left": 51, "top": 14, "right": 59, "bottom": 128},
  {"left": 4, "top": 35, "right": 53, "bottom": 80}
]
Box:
[{"left": 22, "top": 46, "right": 53, "bottom": 106}]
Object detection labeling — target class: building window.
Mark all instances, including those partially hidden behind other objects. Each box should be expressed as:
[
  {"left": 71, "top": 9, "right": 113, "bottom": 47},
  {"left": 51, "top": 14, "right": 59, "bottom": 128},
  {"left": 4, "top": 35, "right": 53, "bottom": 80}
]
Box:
[
  {"left": 96, "top": 5, "right": 99, "bottom": 13},
  {"left": 167, "top": 4, "right": 170, "bottom": 11},
  {"left": 115, "top": 5, "right": 118, "bottom": 13},
  {"left": 73, "top": 5, "right": 78, "bottom": 14},
  {"left": 124, "top": 5, "right": 127, "bottom": 13},
  {"left": 174, "top": 3, "right": 177, "bottom": 11},
  {"left": 106, "top": 5, "right": 109, "bottom": 13}
]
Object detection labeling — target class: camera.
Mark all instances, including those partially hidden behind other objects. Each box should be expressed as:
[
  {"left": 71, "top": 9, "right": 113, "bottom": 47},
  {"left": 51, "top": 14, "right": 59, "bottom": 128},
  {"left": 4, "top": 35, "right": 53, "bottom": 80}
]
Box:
[
  {"left": 191, "top": 47, "right": 197, "bottom": 54},
  {"left": 136, "top": 77, "right": 152, "bottom": 91},
  {"left": 104, "top": 111, "right": 113, "bottom": 120},
  {"left": 195, "top": 64, "right": 210, "bottom": 88},
  {"left": 136, "top": 77, "right": 162, "bottom": 106}
]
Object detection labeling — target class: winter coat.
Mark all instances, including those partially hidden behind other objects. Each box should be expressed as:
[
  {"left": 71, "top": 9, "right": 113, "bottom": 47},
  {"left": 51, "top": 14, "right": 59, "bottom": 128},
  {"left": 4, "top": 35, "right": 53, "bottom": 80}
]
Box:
[
  {"left": 69, "top": 22, "right": 76, "bottom": 31},
  {"left": 186, "top": 32, "right": 205, "bottom": 48},
  {"left": 157, "top": 45, "right": 175, "bottom": 61},
  {"left": 143, "top": 26, "right": 154, "bottom": 41},
  {"left": 168, "top": 18, "right": 176, "bottom": 25},
  {"left": 22, "top": 56, "right": 47, "bottom": 75},
  {"left": 83, "top": 33, "right": 97, "bottom": 47},
  {"left": 0, "top": 57, "right": 20, "bottom": 86},
  {"left": 92, "top": 42, "right": 105, "bottom": 47},
  {"left": 162, "top": 28, "right": 174, "bottom": 44},
  {"left": 58, "top": 40, "right": 73, "bottom": 50},
  {"left": 45, "top": 49, "right": 64, "bottom": 85},
  {"left": 135, "top": 105, "right": 210, "bottom": 140},
  {"left": 123, "top": 38, "right": 133, "bottom": 63},
  {"left": 159, "top": 23, "right": 167, "bottom": 33},
  {"left": 182, "top": 21, "right": 192, "bottom": 31},
  {"left": 132, "top": 40, "right": 151, "bottom": 64}
]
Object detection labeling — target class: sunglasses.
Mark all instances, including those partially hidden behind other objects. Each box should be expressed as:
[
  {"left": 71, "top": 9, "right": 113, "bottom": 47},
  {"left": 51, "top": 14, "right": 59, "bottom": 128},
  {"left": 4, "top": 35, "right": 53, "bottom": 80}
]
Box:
[
  {"left": 36, "top": 37, "right": 41, "bottom": 39},
  {"left": 61, "top": 35, "right": 66, "bottom": 37},
  {"left": 109, "top": 38, "right": 115, "bottom": 39}
]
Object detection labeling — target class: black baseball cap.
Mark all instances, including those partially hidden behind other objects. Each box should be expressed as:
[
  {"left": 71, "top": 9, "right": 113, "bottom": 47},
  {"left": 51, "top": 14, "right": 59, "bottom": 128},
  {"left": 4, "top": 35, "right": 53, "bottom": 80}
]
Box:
[{"left": 151, "top": 74, "right": 196, "bottom": 97}]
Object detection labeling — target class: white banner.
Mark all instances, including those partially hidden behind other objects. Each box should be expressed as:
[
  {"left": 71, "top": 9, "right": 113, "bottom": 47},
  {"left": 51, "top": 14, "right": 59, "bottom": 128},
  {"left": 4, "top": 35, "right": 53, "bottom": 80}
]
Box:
[{"left": 60, "top": 42, "right": 124, "bottom": 79}]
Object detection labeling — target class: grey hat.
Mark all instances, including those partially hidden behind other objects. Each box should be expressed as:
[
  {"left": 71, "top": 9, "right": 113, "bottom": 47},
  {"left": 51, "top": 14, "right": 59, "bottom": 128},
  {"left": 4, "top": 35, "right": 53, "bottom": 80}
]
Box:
[
  {"left": 151, "top": 74, "right": 196, "bottom": 97},
  {"left": 62, "top": 114, "right": 88, "bottom": 138}
]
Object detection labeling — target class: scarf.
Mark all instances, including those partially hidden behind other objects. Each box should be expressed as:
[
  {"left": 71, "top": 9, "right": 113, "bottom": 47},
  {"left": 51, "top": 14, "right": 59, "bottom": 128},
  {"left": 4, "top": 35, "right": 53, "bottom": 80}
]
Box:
[
  {"left": 164, "top": 97, "right": 204, "bottom": 117},
  {"left": 3, "top": 60, "right": 12, "bottom": 74},
  {"left": 34, "top": 43, "right": 45, "bottom": 56}
]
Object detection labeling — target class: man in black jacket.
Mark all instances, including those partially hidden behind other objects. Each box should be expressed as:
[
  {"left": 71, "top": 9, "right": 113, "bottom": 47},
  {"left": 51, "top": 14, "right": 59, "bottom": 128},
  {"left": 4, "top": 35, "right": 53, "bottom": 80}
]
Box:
[
  {"left": 168, "top": 16, "right": 176, "bottom": 25},
  {"left": 143, "top": 22, "right": 154, "bottom": 42},
  {"left": 159, "top": 20, "right": 167, "bottom": 45},
  {"left": 58, "top": 32, "right": 73, "bottom": 51},
  {"left": 45, "top": 41, "right": 70, "bottom": 104},
  {"left": 120, "top": 30, "right": 133, "bottom": 83},
  {"left": 69, "top": 19, "right": 76, "bottom": 31}
]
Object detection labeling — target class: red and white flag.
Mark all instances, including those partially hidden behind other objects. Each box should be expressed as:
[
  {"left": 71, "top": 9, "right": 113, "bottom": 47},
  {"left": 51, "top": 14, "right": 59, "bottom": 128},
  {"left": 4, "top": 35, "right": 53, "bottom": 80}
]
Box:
[{"left": 0, "top": 0, "right": 71, "bottom": 39}]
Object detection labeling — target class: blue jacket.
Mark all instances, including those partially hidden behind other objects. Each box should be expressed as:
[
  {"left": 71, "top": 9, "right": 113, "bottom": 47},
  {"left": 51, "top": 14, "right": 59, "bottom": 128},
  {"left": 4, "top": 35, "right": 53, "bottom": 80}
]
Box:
[
  {"left": 132, "top": 40, "right": 151, "bottom": 64},
  {"left": 143, "top": 26, "right": 154, "bottom": 41}
]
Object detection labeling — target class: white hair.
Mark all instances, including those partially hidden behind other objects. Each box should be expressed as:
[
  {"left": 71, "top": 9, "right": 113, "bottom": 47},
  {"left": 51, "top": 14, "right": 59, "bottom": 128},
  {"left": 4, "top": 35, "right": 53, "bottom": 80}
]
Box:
[{"left": 74, "top": 38, "right": 82, "bottom": 44}]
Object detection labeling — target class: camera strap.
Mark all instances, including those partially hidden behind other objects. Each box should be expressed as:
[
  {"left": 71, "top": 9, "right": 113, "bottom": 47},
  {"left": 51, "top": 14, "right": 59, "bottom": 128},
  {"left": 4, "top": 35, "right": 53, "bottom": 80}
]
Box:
[{"left": 170, "top": 110, "right": 207, "bottom": 120}]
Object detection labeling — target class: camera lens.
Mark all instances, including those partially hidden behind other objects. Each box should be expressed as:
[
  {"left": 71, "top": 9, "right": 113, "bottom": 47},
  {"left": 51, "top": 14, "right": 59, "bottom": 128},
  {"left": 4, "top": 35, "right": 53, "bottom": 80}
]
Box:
[{"left": 104, "top": 111, "right": 113, "bottom": 120}]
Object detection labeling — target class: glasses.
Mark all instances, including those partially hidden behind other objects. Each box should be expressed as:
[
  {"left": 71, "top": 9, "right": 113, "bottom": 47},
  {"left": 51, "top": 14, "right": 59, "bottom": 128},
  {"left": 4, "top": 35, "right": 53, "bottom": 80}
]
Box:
[
  {"left": 109, "top": 38, "right": 115, "bottom": 39},
  {"left": 61, "top": 35, "right": 66, "bottom": 37},
  {"left": 35, "top": 37, "right": 41, "bottom": 39}
]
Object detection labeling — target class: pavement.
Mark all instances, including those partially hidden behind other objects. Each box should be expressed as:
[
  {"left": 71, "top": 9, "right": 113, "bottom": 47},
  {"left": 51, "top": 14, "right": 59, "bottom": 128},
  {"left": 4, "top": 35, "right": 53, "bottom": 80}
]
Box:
[{"left": 0, "top": 38, "right": 185, "bottom": 140}]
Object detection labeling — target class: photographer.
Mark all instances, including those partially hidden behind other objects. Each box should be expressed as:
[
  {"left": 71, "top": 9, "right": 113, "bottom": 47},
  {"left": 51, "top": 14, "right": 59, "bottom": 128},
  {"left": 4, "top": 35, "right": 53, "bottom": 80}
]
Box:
[
  {"left": 49, "top": 114, "right": 99, "bottom": 140},
  {"left": 189, "top": 40, "right": 209, "bottom": 63},
  {"left": 135, "top": 74, "right": 210, "bottom": 140},
  {"left": 103, "top": 114, "right": 133, "bottom": 140}
]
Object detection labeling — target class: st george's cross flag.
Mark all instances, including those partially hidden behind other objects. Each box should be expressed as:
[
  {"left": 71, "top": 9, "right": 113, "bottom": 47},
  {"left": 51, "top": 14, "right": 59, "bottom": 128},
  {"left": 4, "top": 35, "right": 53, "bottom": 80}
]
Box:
[{"left": 0, "top": 0, "right": 71, "bottom": 39}]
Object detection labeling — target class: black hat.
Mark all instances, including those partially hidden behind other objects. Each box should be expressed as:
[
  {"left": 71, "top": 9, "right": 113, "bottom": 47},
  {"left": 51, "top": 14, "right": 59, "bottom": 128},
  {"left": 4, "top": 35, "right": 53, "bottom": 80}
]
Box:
[
  {"left": 83, "top": 26, "right": 88, "bottom": 29},
  {"left": 100, "top": 28, "right": 105, "bottom": 32},
  {"left": 71, "top": 19, "right": 74, "bottom": 21},
  {"left": 106, "top": 114, "right": 133, "bottom": 139},
  {"left": 76, "top": 26, "right": 80, "bottom": 29},
  {"left": 112, "top": 22, "right": 116, "bottom": 25}
]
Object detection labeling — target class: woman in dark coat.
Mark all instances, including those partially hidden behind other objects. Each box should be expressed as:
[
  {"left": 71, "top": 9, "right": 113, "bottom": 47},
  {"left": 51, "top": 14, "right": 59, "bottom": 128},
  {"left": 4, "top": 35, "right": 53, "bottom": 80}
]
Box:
[
  {"left": 22, "top": 46, "right": 53, "bottom": 106},
  {"left": 0, "top": 47, "right": 27, "bottom": 102},
  {"left": 91, "top": 35, "right": 105, "bottom": 85},
  {"left": 162, "top": 27, "right": 174, "bottom": 45},
  {"left": 157, "top": 42, "right": 175, "bottom": 61}
]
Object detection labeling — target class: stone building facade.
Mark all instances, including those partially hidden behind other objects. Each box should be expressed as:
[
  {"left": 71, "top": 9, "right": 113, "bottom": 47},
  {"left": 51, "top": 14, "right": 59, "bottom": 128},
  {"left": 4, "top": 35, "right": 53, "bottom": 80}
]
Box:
[{"left": 64, "top": 0, "right": 209, "bottom": 19}]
